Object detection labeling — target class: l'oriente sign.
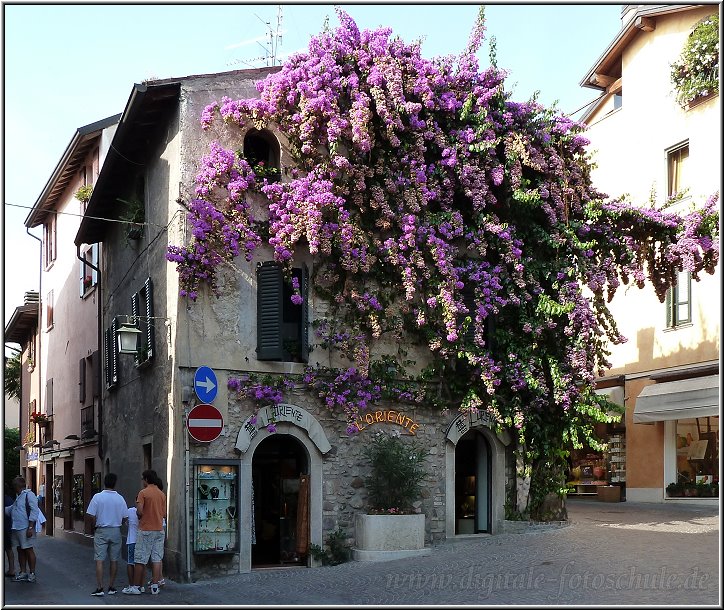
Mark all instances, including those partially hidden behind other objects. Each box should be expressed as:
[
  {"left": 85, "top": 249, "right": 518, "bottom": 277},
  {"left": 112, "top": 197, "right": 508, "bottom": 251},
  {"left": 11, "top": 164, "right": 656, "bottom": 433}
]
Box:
[{"left": 351, "top": 410, "right": 421, "bottom": 434}]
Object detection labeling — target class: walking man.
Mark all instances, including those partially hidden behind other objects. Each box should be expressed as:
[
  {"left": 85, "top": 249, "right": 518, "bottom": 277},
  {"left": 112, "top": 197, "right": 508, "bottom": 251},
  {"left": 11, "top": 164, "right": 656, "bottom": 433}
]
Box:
[
  {"left": 86, "top": 473, "right": 128, "bottom": 596},
  {"left": 123, "top": 470, "right": 166, "bottom": 595},
  {"left": 4, "top": 476, "right": 39, "bottom": 583}
]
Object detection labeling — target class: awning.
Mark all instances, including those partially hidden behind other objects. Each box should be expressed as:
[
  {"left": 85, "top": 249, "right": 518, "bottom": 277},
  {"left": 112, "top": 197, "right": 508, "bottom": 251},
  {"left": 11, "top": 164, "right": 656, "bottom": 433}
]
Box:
[{"left": 633, "top": 375, "right": 719, "bottom": 423}]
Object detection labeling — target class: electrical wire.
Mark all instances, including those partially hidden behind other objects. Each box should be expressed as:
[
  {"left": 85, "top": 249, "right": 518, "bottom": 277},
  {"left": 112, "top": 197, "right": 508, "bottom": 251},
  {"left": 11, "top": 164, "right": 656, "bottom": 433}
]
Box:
[{"left": 5, "top": 202, "right": 170, "bottom": 228}]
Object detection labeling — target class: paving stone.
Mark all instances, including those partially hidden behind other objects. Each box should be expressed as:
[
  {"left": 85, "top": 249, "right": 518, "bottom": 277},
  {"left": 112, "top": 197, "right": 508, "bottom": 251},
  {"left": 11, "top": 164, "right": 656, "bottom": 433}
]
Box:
[{"left": 4, "top": 499, "right": 718, "bottom": 605}]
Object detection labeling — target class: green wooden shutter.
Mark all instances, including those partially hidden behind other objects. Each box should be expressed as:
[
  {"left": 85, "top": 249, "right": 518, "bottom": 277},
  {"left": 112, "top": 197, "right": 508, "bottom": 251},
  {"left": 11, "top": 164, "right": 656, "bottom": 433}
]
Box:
[
  {"left": 110, "top": 318, "right": 119, "bottom": 386},
  {"left": 79, "top": 358, "right": 86, "bottom": 403},
  {"left": 257, "top": 262, "right": 283, "bottom": 360},
  {"left": 665, "top": 287, "right": 673, "bottom": 328},
  {"left": 144, "top": 278, "right": 155, "bottom": 360},
  {"left": 104, "top": 327, "right": 112, "bottom": 388},
  {"left": 485, "top": 315, "right": 497, "bottom": 355},
  {"left": 461, "top": 287, "right": 476, "bottom": 344},
  {"left": 301, "top": 264, "right": 310, "bottom": 363},
  {"left": 131, "top": 291, "right": 140, "bottom": 366}
]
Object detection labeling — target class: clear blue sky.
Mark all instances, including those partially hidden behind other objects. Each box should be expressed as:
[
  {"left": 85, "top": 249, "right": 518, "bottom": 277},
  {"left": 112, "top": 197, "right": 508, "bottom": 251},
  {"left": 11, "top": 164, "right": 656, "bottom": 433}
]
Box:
[{"left": 3, "top": 3, "right": 623, "bottom": 335}]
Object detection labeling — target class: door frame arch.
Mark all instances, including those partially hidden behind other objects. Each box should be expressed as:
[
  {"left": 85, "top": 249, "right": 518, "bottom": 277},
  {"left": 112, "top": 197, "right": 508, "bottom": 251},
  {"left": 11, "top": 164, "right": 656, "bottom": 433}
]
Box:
[
  {"left": 445, "top": 415, "right": 509, "bottom": 536},
  {"left": 238, "top": 422, "right": 324, "bottom": 572}
]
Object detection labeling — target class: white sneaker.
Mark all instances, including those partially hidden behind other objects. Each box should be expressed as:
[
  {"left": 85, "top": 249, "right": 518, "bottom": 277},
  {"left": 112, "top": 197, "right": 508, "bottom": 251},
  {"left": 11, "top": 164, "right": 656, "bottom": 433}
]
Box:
[
  {"left": 27, "top": 573, "right": 36, "bottom": 583},
  {"left": 151, "top": 584, "right": 160, "bottom": 595},
  {"left": 13, "top": 572, "right": 28, "bottom": 582},
  {"left": 122, "top": 585, "right": 142, "bottom": 595}
]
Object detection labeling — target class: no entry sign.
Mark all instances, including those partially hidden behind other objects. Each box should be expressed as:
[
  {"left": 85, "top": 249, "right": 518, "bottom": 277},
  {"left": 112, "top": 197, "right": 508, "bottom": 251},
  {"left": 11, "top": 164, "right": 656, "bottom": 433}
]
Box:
[{"left": 187, "top": 404, "right": 224, "bottom": 443}]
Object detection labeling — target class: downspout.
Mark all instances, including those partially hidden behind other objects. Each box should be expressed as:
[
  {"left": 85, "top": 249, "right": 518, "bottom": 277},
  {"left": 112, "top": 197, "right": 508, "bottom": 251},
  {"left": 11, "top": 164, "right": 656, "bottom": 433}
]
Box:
[
  {"left": 26, "top": 227, "right": 42, "bottom": 446},
  {"left": 76, "top": 244, "right": 104, "bottom": 459}
]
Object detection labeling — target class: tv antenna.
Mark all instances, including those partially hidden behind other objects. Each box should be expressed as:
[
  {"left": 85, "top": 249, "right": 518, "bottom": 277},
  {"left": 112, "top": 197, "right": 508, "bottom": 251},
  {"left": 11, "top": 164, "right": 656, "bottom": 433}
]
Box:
[{"left": 227, "top": 5, "right": 284, "bottom": 69}]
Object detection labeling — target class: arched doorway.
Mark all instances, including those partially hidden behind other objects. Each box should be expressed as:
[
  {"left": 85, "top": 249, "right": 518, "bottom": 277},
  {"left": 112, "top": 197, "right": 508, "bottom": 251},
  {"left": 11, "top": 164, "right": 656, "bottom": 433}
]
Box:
[
  {"left": 251, "top": 435, "right": 309, "bottom": 567},
  {"left": 455, "top": 430, "right": 491, "bottom": 534}
]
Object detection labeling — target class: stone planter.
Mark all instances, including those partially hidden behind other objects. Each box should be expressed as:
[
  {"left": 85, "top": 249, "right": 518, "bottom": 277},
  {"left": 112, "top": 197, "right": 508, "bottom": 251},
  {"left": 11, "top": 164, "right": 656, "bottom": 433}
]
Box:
[{"left": 353, "top": 513, "right": 431, "bottom": 562}]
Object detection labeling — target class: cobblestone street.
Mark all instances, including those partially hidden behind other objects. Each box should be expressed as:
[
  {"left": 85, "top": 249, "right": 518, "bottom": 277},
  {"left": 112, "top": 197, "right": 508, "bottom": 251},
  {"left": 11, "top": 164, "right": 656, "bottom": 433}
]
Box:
[{"left": 3, "top": 499, "right": 719, "bottom": 605}]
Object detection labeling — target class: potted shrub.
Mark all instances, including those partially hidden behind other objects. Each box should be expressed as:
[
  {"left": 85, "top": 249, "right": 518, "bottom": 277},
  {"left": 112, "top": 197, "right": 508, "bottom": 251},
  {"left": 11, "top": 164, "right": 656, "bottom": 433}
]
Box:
[
  {"left": 353, "top": 430, "right": 431, "bottom": 561},
  {"left": 666, "top": 482, "right": 684, "bottom": 497},
  {"left": 683, "top": 482, "right": 698, "bottom": 497}
]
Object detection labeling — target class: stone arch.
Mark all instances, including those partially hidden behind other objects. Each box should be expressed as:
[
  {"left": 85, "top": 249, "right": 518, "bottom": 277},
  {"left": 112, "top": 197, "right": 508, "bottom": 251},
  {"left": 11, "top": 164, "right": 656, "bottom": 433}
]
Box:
[
  {"left": 236, "top": 412, "right": 326, "bottom": 573},
  {"left": 445, "top": 413, "right": 509, "bottom": 536},
  {"left": 243, "top": 128, "right": 281, "bottom": 180}
]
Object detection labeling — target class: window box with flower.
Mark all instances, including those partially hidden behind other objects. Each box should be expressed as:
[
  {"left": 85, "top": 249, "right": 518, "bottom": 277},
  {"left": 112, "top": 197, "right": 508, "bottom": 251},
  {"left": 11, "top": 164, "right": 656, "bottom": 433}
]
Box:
[
  {"left": 670, "top": 13, "right": 719, "bottom": 109},
  {"left": 29, "top": 411, "right": 50, "bottom": 426}
]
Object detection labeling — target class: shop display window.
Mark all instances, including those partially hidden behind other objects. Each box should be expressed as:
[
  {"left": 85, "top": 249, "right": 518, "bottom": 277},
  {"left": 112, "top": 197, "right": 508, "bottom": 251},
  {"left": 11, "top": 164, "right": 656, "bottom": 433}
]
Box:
[
  {"left": 670, "top": 416, "right": 719, "bottom": 497},
  {"left": 193, "top": 461, "right": 239, "bottom": 554}
]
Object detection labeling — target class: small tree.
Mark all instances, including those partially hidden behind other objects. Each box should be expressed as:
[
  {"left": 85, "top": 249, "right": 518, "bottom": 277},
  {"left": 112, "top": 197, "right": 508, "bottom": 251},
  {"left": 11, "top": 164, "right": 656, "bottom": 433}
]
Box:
[
  {"left": 4, "top": 427, "right": 20, "bottom": 484},
  {"left": 363, "top": 431, "right": 427, "bottom": 513},
  {"left": 4, "top": 353, "right": 21, "bottom": 402}
]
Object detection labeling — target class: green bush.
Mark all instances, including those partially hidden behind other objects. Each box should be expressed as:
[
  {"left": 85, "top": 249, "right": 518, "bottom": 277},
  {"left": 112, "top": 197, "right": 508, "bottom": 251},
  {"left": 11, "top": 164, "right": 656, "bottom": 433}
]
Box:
[
  {"left": 309, "top": 528, "right": 350, "bottom": 565},
  {"left": 670, "top": 13, "right": 719, "bottom": 108},
  {"left": 363, "top": 430, "right": 427, "bottom": 513}
]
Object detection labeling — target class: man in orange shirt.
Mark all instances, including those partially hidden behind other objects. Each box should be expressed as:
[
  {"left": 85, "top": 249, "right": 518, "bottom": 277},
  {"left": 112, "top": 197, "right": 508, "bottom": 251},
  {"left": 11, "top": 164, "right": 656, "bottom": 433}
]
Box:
[{"left": 122, "top": 470, "right": 166, "bottom": 596}]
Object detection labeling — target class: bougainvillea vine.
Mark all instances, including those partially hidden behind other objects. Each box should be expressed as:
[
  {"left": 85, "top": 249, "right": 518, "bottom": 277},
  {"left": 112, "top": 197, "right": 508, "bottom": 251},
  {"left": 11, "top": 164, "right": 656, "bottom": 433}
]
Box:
[{"left": 168, "top": 8, "right": 719, "bottom": 518}]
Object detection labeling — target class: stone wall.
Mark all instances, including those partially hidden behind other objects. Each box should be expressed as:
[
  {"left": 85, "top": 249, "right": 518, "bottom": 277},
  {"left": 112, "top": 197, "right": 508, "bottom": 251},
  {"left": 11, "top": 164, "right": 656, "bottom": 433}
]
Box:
[{"left": 185, "top": 367, "right": 451, "bottom": 578}]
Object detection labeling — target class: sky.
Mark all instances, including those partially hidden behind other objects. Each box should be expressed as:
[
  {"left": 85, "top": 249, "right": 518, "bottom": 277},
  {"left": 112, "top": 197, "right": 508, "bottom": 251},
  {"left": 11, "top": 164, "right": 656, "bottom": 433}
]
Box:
[{"left": 2, "top": 2, "right": 623, "bottom": 342}]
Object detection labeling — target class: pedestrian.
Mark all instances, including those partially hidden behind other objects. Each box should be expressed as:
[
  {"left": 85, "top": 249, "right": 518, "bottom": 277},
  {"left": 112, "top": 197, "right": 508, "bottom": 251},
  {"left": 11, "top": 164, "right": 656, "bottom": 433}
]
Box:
[
  {"left": 124, "top": 506, "right": 145, "bottom": 593},
  {"left": 122, "top": 470, "right": 166, "bottom": 596},
  {"left": 85, "top": 473, "right": 128, "bottom": 596},
  {"left": 4, "top": 484, "right": 17, "bottom": 578},
  {"left": 4, "top": 476, "right": 39, "bottom": 583},
  {"left": 145, "top": 477, "right": 166, "bottom": 588},
  {"left": 37, "top": 478, "right": 45, "bottom": 516}
]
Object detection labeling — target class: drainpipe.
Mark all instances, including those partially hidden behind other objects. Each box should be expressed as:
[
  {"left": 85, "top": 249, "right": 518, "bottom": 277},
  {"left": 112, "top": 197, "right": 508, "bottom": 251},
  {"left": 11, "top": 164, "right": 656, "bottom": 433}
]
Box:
[{"left": 76, "top": 244, "right": 103, "bottom": 459}]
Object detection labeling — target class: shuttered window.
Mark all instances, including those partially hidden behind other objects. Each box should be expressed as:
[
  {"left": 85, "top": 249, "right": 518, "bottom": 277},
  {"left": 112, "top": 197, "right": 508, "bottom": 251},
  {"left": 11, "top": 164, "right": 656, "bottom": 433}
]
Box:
[
  {"left": 256, "top": 262, "right": 309, "bottom": 362},
  {"left": 79, "top": 358, "right": 86, "bottom": 403},
  {"left": 131, "top": 277, "right": 155, "bottom": 366},
  {"left": 104, "top": 319, "right": 119, "bottom": 389},
  {"left": 46, "top": 378, "right": 54, "bottom": 417}
]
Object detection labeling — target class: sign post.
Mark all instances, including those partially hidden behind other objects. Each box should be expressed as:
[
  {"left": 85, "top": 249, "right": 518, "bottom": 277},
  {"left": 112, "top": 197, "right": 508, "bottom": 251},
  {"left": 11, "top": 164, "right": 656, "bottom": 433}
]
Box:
[{"left": 186, "top": 404, "right": 224, "bottom": 443}]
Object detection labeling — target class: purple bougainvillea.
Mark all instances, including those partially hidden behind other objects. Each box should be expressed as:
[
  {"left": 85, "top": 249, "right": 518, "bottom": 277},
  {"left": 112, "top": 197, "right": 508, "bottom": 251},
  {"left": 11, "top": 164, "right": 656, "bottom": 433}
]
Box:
[{"left": 170, "top": 8, "right": 719, "bottom": 515}]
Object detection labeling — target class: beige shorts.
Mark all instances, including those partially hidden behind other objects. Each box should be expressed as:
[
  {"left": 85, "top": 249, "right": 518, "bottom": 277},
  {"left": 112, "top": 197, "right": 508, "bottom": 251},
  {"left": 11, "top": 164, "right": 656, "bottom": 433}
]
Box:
[{"left": 10, "top": 529, "right": 35, "bottom": 550}]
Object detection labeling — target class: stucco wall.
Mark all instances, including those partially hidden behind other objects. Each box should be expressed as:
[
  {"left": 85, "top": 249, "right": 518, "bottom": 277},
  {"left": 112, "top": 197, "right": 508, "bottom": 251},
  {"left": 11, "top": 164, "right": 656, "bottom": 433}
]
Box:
[
  {"left": 583, "top": 7, "right": 720, "bottom": 499},
  {"left": 585, "top": 6, "right": 720, "bottom": 376}
]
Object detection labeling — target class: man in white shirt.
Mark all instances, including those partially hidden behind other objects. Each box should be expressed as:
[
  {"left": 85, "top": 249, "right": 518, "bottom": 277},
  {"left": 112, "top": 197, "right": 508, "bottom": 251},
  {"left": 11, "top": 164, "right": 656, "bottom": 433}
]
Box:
[
  {"left": 86, "top": 473, "right": 128, "bottom": 596},
  {"left": 4, "top": 477, "right": 39, "bottom": 583}
]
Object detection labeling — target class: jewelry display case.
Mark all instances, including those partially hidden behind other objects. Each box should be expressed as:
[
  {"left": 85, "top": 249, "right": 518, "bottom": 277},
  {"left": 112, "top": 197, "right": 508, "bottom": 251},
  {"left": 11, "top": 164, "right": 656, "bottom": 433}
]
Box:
[{"left": 193, "top": 460, "right": 239, "bottom": 554}]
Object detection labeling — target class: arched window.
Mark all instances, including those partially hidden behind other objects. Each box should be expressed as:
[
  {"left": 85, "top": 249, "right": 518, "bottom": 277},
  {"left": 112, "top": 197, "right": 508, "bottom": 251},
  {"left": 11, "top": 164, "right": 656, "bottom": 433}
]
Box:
[{"left": 243, "top": 129, "right": 281, "bottom": 183}]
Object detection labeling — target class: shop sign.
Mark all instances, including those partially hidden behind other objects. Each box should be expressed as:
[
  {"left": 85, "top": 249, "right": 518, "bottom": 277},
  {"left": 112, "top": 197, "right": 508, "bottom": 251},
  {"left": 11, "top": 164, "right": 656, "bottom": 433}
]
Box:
[
  {"left": 26, "top": 450, "right": 39, "bottom": 462},
  {"left": 446, "top": 410, "right": 512, "bottom": 446},
  {"left": 351, "top": 410, "right": 421, "bottom": 435},
  {"left": 235, "top": 404, "right": 331, "bottom": 455}
]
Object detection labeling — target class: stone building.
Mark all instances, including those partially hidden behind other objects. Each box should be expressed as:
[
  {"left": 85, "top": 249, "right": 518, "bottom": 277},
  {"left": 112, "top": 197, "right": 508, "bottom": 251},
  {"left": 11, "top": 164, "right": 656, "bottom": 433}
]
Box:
[{"left": 74, "top": 68, "right": 515, "bottom": 581}]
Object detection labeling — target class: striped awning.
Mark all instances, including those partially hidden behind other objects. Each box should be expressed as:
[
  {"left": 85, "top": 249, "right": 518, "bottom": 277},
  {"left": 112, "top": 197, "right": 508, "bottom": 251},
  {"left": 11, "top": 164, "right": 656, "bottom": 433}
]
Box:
[{"left": 633, "top": 375, "right": 719, "bottom": 423}]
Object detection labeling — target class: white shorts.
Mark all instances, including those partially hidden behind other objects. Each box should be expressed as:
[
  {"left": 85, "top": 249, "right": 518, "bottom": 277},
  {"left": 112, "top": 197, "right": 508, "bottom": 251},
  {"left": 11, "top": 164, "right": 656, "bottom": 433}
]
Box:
[{"left": 10, "top": 529, "right": 35, "bottom": 550}]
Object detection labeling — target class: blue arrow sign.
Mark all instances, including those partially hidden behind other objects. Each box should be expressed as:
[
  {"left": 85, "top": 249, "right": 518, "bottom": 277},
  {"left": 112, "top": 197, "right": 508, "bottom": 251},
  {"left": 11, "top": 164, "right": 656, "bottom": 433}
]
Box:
[{"left": 194, "top": 366, "right": 218, "bottom": 403}]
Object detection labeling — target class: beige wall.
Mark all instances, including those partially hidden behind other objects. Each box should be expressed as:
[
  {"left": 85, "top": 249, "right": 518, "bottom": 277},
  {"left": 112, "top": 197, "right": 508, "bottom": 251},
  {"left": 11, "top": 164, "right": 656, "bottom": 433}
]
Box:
[
  {"left": 584, "top": 8, "right": 720, "bottom": 497},
  {"left": 585, "top": 6, "right": 721, "bottom": 377}
]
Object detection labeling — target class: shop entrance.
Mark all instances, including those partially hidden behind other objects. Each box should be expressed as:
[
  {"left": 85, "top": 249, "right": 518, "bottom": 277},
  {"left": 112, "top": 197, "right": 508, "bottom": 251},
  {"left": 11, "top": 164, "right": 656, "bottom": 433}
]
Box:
[
  {"left": 251, "top": 435, "right": 309, "bottom": 567},
  {"left": 455, "top": 430, "right": 491, "bottom": 534}
]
